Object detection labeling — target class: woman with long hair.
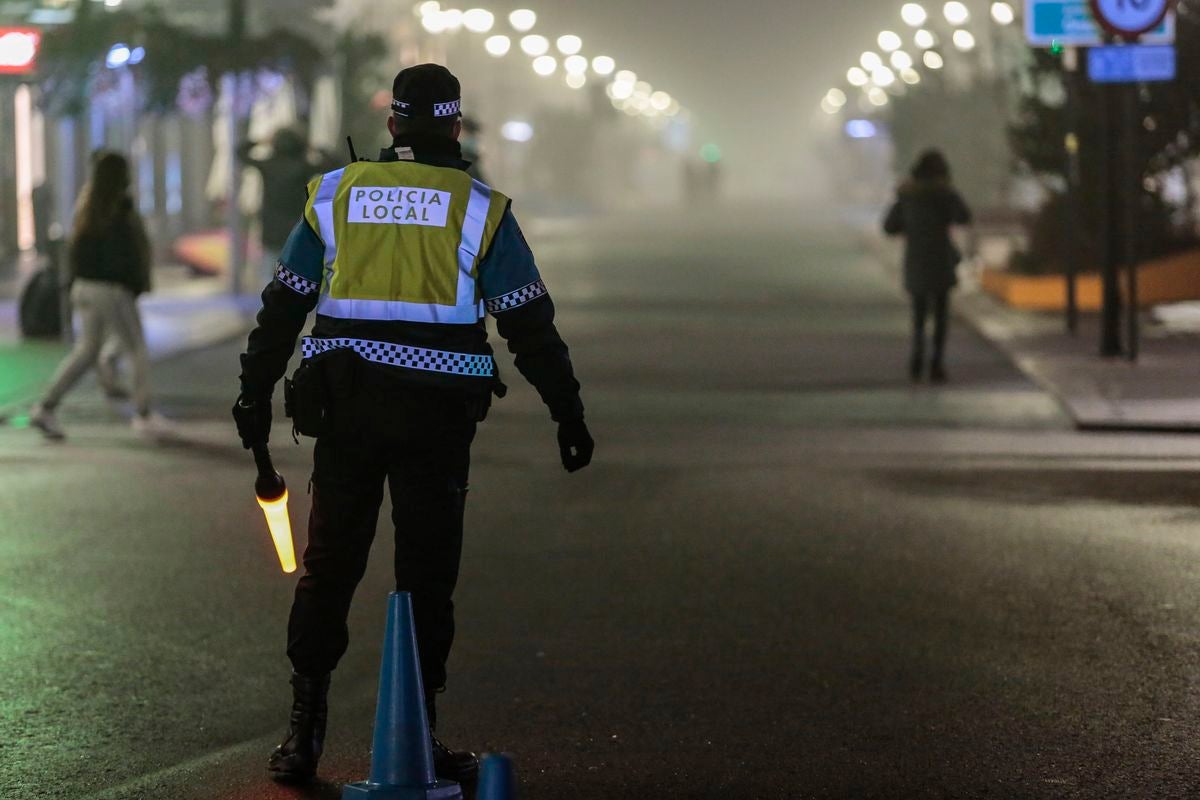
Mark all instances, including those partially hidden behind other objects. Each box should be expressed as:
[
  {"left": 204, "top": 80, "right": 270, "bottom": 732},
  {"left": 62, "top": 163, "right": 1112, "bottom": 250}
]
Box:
[
  {"left": 883, "top": 149, "right": 972, "bottom": 383},
  {"left": 30, "top": 152, "right": 166, "bottom": 440}
]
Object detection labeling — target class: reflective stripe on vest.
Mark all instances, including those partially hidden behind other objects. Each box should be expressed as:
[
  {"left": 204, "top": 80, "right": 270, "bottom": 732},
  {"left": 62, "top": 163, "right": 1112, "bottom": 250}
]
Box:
[
  {"left": 306, "top": 164, "right": 506, "bottom": 325},
  {"left": 301, "top": 336, "right": 495, "bottom": 378},
  {"left": 313, "top": 167, "right": 345, "bottom": 269}
]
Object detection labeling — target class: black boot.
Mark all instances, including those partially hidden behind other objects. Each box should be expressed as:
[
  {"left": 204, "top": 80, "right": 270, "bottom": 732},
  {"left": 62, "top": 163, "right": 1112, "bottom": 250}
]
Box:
[
  {"left": 431, "top": 733, "right": 479, "bottom": 783},
  {"left": 426, "top": 694, "right": 478, "bottom": 783},
  {"left": 268, "top": 672, "right": 330, "bottom": 782}
]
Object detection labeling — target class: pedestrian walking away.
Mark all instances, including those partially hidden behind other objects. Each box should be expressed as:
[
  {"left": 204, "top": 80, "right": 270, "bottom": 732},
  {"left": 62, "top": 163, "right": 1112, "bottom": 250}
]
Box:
[
  {"left": 883, "top": 149, "right": 972, "bottom": 384},
  {"left": 233, "top": 63, "right": 595, "bottom": 786},
  {"left": 29, "top": 151, "right": 170, "bottom": 441}
]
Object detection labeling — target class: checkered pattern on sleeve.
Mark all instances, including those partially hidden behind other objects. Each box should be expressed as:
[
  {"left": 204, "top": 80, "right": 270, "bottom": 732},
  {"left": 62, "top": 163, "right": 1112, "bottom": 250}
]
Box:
[
  {"left": 275, "top": 263, "right": 319, "bottom": 296},
  {"left": 485, "top": 280, "right": 547, "bottom": 315},
  {"left": 301, "top": 337, "right": 495, "bottom": 377}
]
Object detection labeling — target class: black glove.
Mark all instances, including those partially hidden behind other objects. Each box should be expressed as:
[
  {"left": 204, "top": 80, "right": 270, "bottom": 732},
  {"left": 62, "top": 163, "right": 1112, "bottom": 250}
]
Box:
[
  {"left": 557, "top": 418, "right": 594, "bottom": 473},
  {"left": 232, "top": 394, "right": 272, "bottom": 450}
]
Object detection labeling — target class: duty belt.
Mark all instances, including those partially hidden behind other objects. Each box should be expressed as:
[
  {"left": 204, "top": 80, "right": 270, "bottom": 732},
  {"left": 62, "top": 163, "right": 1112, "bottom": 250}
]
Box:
[{"left": 300, "top": 336, "right": 495, "bottom": 378}]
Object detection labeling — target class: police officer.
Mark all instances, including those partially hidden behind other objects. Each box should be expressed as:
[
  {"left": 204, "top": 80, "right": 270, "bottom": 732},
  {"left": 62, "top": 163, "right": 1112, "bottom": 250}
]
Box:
[{"left": 233, "top": 64, "right": 594, "bottom": 784}]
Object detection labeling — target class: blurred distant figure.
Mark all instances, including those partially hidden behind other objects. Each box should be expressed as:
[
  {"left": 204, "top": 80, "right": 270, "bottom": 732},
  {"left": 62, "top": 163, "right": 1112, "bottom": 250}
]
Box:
[
  {"left": 239, "top": 128, "right": 335, "bottom": 284},
  {"left": 30, "top": 152, "right": 167, "bottom": 440},
  {"left": 883, "top": 149, "right": 972, "bottom": 384},
  {"left": 461, "top": 117, "right": 488, "bottom": 183}
]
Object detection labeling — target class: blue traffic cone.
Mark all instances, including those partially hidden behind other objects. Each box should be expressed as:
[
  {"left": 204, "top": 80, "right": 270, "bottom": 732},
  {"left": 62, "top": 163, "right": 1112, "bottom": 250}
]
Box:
[
  {"left": 476, "top": 754, "right": 517, "bottom": 800},
  {"left": 342, "top": 592, "right": 462, "bottom": 800}
]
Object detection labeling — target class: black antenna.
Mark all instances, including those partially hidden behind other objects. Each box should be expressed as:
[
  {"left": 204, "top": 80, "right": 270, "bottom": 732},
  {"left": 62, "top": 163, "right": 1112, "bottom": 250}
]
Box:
[{"left": 346, "top": 136, "right": 359, "bottom": 163}]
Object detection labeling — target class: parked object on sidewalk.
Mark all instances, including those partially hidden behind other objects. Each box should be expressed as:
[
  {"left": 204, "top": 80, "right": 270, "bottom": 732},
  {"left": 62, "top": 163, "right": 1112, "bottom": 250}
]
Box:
[
  {"left": 30, "top": 152, "right": 164, "bottom": 440},
  {"left": 18, "top": 265, "right": 62, "bottom": 339},
  {"left": 884, "top": 149, "right": 972, "bottom": 383}
]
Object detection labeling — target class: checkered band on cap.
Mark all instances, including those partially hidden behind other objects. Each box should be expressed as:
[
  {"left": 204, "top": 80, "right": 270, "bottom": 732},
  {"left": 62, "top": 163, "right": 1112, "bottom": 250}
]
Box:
[
  {"left": 275, "top": 263, "right": 319, "bottom": 296},
  {"left": 485, "top": 280, "right": 548, "bottom": 314},
  {"left": 301, "top": 336, "right": 495, "bottom": 378},
  {"left": 391, "top": 98, "right": 461, "bottom": 119}
]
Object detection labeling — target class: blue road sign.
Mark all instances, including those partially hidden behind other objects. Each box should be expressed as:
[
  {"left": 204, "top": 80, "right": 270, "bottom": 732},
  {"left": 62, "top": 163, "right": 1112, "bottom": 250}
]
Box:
[
  {"left": 1087, "top": 44, "right": 1176, "bottom": 83},
  {"left": 1025, "top": 0, "right": 1174, "bottom": 46}
]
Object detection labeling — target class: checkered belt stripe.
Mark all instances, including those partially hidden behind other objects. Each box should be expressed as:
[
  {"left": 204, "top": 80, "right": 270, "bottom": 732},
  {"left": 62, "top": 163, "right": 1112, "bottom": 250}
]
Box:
[
  {"left": 301, "top": 337, "right": 495, "bottom": 377},
  {"left": 485, "top": 280, "right": 547, "bottom": 314},
  {"left": 275, "top": 263, "right": 319, "bottom": 296}
]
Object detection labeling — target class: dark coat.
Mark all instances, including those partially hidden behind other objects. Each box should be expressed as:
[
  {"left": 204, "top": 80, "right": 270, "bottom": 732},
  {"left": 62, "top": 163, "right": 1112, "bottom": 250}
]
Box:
[
  {"left": 883, "top": 181, "right": 971, "bottom": 296},
  {"left": 69, "top": 198, "right": 152, "bottom": 295}
]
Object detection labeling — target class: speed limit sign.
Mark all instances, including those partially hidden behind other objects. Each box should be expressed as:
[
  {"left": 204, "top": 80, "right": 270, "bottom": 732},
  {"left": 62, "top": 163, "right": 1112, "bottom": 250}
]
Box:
[{"left": 1089, "top": 0, "right": 1177, "bottom": 39}]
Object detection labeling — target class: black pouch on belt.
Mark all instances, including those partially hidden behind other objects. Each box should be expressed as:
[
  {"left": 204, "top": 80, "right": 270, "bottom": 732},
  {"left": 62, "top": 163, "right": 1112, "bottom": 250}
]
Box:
[{"left": 284, "top": 356, "right": 333, "bottom": 439}]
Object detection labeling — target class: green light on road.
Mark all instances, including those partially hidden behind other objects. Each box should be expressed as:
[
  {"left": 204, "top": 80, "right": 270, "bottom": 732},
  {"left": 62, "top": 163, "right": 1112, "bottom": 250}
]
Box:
[{"left": 700, "top": 143, "right": 722, "bottom": 164}]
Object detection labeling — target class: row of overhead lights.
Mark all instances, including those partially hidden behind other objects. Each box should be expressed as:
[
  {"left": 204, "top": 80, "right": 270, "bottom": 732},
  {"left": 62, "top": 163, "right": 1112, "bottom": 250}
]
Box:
[
  {"left": 821, "top": 1, "right": 1016, "bottom": 115},
  {"left": 415, "top": 2, "right": 684, "bottom": 120}
]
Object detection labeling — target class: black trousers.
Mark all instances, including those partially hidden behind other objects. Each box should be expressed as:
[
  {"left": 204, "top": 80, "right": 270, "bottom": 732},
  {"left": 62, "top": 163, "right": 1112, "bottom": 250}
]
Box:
[
  {"left": 911, "top": 291, "right": 950, "bottom": 364},
  {"left": 286, "top": 382, "right": 477, "bottom": 704}
]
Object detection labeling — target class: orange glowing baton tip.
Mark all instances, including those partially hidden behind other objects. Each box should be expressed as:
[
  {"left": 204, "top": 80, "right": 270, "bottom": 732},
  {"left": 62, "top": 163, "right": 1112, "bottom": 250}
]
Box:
[{"left": 257, "top": 489, "right": 297, "bottom": 574}]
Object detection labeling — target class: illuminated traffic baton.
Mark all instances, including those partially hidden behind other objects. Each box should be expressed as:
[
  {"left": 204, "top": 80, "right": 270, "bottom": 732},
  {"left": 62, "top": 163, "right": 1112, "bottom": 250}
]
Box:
[{"left": 252, "top": 443, "right": 297, "bottom": 574}]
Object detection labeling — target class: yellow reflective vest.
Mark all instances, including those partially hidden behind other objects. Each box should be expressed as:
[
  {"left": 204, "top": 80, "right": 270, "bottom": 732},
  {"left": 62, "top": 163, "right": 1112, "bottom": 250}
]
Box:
[{"left": 303, "top": 160, "right": 510, "bottom": 325}]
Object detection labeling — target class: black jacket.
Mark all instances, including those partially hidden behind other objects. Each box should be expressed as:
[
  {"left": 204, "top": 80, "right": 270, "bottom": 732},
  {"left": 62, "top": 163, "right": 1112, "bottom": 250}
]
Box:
[
  {"left": 69, "top": 200, "right": 152, "bottom": 295},
  {"left": 884, "top": 181, "right": 971, "bottom": 296}
]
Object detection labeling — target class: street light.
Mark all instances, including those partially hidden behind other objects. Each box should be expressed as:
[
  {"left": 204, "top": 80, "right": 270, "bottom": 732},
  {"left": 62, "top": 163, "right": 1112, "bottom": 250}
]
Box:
[
  {"left": 901, "top": 68, "right": 921, "bottom": 84},
  {"left": 860, "top": 51, "right": 883, "bottom": 71},
  {"left": 610, "top": 80, "right": 634, "bottom": 100},
  {"left": 847, "top": 66, "right": 869, "bottom": 86},
  {"left": 914, "top": 29, "right": 936, "bottom": 49},
  {"left": 615, "top": 69, "right": 637, "bottom": 85},
  {"left": 421, "top": 11, "right": 449, "bottom": 33},
  {"left": 990, "top": 1, "right": 1016, "bottom": 25},
  {"left": 417, "top": 1, "right": 441, "bottom": 16},
  {"left": 952, "top": 29, "right": 976, "bottom": 50},
  {"left": 532, "top": 55, "right": 557, "bottom": 75},
  {"left": 592, "top": 55, "right": 616, "bottom": 76},
  {"left": 509, "top": 8, "right": 536, "bottom": 31},
  {"left": 943, "top": 1, "right": 970, "bottom": 25},
  {"left": 650, "top": 91, "right": 672, "bottom": 111},
  {"left": 878, "top": 30, "right": 903, "bottom": 51},
  {"left": 440, "top": 8, "right": 464, "bottom": 31},
  {"left": 923, "top": 50, "right": 945, "bottom": 69},
  {"left": 556, "top": 34, "right": 582, "bottom": 55},
  {"left": 485, "top": 34, "right": 511, "bottom": 56},
  {"left": 564, "top": 54, "right": 588, "bottom": 74},
  {"left": 520, "top": 34, "right": 549, "bottom": 56},
  {"left": 890, "top": 50, "right": 914, "bottom": 69},
  {"left": 868, "top": 87, "right": 889, "bottom": 106},
  {"left": 463, "top": 8, "right": 495, "bottom": 33},
  {"left": 872, "top": 66, "right": 896, "bottom": 87},
  {"left": 901, "top": 3, "right": 928, "bottom": 26},
  {"left": 566, "top": 72, "right": 587, "bottom": 89},
  {"left": 826, "top": 88, "right": 847, "bottom": 107}
]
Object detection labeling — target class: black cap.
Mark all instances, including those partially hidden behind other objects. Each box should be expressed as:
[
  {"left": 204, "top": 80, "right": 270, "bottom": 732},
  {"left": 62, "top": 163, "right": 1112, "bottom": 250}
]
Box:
[{"left": 391, "top": 64, "right": 461, "bottom": 120}]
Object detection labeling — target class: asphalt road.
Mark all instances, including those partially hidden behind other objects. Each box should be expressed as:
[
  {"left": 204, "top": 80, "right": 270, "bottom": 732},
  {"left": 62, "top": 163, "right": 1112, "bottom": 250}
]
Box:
[{"left": 4, "top": 208, "right": 1200, "bottom": 799}]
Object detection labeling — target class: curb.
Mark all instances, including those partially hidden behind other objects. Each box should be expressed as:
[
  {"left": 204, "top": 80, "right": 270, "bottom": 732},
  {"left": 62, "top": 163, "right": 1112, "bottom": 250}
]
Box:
[{"left": 953, "top": 289, "right": 1200, "bottom": 435}]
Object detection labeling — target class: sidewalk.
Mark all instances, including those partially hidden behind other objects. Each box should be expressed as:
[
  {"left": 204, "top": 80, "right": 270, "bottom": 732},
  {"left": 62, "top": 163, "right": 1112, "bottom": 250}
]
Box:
[
  {"left": 0, "top": 276, "right": 257, "bottom": 418},
  {"left": 857, "top": 211, "right": 1200, "bottom": 432},
  {"left": 957, "top": 284, "right": 1200, "bottom": 432}
]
